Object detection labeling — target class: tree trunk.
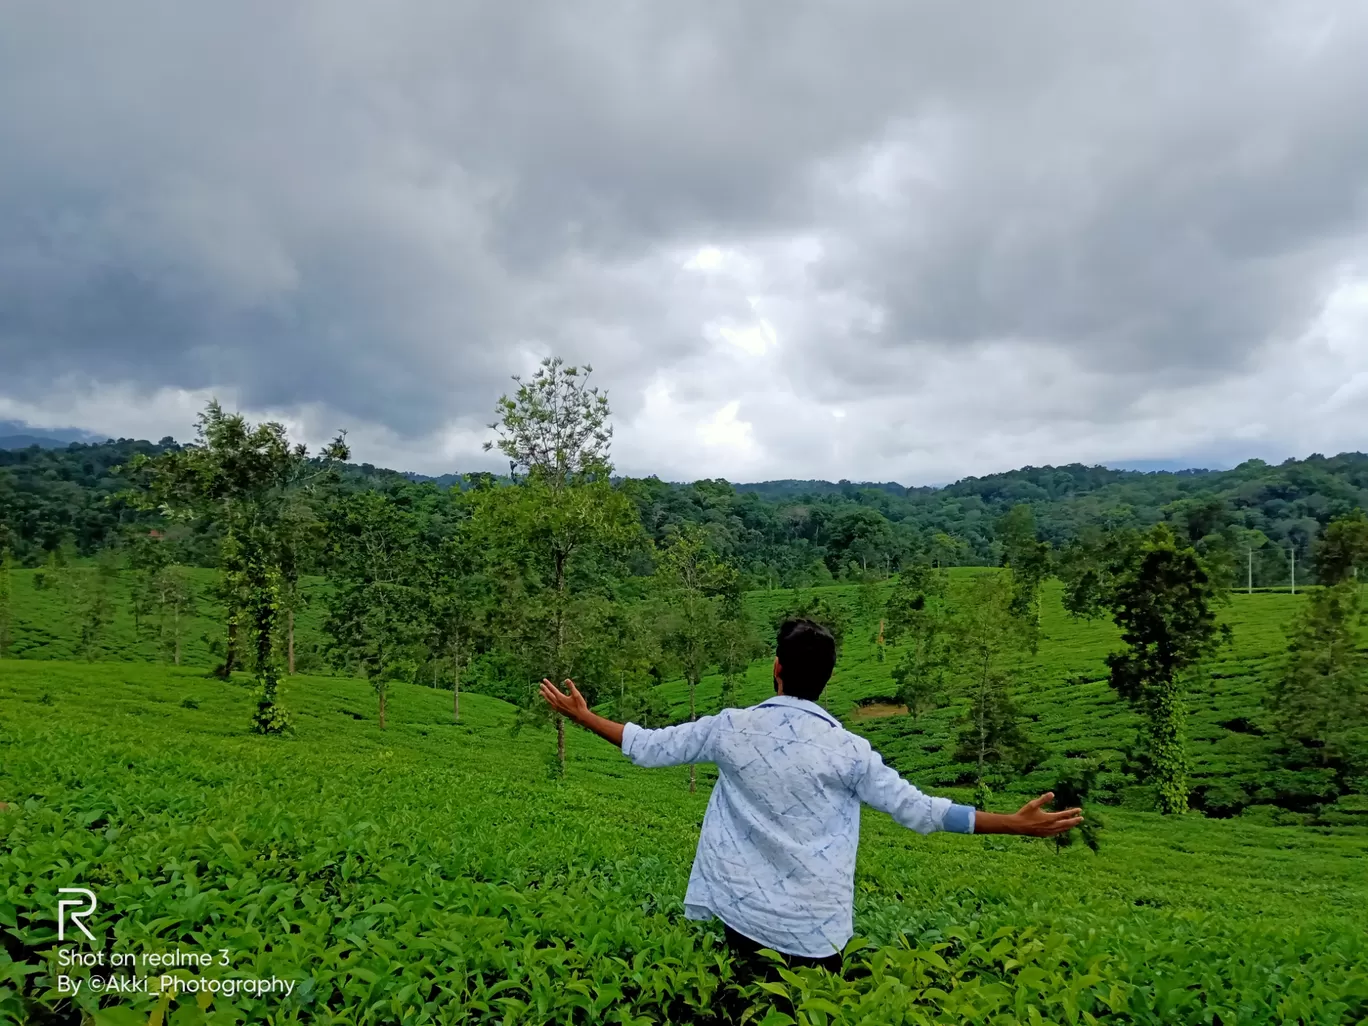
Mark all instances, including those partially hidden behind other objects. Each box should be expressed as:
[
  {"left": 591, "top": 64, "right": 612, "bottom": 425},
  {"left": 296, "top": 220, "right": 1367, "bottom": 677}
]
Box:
[
  {"left": 1149, "top": 682, "right": 1189, "bottom": 815},
  {"left": 688, "top": 679, "right": 698, "bottom": 793},
  {"left": 554, "top": 551, "right": 567, "bottom": 776},
  {"left": 378, "top": 685, "right": 387, "bottom": 731},
  {"left": 453, "top": 659, "right": 461, "bottom": 723},
  {"left": 287, "top": 608, "right": 296, "bottom": 675}
]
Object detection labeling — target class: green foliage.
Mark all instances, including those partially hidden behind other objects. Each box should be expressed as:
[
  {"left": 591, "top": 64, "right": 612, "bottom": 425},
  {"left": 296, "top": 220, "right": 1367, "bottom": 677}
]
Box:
[
  {"left": 999, "top": 504, "right": 1051, "bottom": 634},
  {"left": 0, "top": 547, "right": 11, "bottom": 659},
  {"left": 3, "top": 660, "right": 1367, "bottom": 1025},
  {"left": 947, "top": 575, "right": 1039, "bottom": 788},
  {"left": 885, "top": 568, "right": 952, "bottom": 722},
  {"left": 774, "top": 592, "right": 849, "bottom": 654},
  {"left": 1267, "top": 581, "right": 1368, "bottom": 778},
  {"left": 1049, "top": 759, "right": 1107, "bottom": 853},
  {"left": 1313, "top": 509, "right": 1368, "bottom": 585}
]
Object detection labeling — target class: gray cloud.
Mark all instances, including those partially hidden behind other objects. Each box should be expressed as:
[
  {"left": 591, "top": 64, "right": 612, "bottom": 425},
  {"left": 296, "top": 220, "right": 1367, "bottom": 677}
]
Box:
[{"left": 1, "top": 1, "right": 1366, "bottom": 480}]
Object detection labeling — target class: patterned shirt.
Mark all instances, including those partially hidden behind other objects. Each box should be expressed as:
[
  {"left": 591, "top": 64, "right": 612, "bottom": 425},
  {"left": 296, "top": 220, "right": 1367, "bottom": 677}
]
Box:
[{"left": 621, "top": 694, "right": 976, "bottom": 959}]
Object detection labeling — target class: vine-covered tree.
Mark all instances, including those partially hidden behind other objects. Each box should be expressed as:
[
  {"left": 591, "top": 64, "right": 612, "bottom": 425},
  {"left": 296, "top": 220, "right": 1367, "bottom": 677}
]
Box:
[
  {"left": 125, "top": 401, "right": 349, "bottom": 733},
  {"left": 1063, "top": 524, "right": 1229, "bottom": 814}
]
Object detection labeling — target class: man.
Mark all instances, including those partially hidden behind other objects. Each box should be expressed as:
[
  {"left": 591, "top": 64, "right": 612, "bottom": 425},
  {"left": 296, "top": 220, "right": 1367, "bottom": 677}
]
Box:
[{"left": 539, "top": 617, "right": 1083, "bottom": 975}]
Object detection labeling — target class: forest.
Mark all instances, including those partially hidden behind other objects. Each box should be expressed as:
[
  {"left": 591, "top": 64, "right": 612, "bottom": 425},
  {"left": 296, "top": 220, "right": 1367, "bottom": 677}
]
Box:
[{"left": 2, "top": 409, "right": 1364, "bottom": 590}]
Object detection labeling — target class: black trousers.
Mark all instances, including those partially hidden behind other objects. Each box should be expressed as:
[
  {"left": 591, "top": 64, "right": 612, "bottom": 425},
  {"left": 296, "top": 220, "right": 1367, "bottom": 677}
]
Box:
[{"left": 723, "top": 924, "right": 843, "bottom": 977}]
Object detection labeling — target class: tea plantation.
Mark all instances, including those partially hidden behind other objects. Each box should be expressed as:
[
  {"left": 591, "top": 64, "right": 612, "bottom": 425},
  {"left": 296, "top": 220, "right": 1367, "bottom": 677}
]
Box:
[{"left": 2, "top": 578, "right": 1367, "bottom": 1024}]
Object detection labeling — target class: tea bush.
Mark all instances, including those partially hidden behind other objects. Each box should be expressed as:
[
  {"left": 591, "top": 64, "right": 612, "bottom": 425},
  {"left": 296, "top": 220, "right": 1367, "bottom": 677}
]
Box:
[{"left": 2, "top": 660, "right": 1365, "bottom": 1024}]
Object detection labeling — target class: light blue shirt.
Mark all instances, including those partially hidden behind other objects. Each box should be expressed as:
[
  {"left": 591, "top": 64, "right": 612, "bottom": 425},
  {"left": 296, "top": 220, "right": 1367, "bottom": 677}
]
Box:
[{"left": 621, "top": 694, "right": 976, "bottom": 959}]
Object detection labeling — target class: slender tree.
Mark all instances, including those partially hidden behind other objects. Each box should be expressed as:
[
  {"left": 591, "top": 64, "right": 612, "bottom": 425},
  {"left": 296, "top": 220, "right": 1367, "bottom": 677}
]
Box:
[
  {"left": 0, "top": 547, "right": 12, "bottom": 659},
  {"left": 154, "top": 563, "right": 197, "bottom": 666},
  {"left": 999, "top": 504, "right": 1052, "bottom": 633},
  {"left": 715, "top": 563, "right": 764, "bottom": 710},
  {"left": 947, "top": 573, "right": 1038, "bottom": 804},
  {"left": 424, "top": 516, "right": 488, "bottom": 724},
  {"left": 324, "top": 491, "right": 427, "bottom": 729},
  {"left": 655, "top": 525, "right": 725, "bottom": 792},
  {"left": 1267, "top": 580, "right": 1368, "bottom": 776},
  {"left": 480, "top": 358, "right": 643, "bottom": 775},
  {"left": 884, "top": 563, "right": 952, "bottom": 722}
]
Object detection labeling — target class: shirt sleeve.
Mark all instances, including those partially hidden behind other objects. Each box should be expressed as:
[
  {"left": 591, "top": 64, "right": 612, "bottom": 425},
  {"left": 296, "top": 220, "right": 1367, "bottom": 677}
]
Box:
[
  {"left": 855, "top": 748, "right": 976, "bottom": 834},
  {"left": 621, "top": 713, "right": 725, "bottom": 769}
]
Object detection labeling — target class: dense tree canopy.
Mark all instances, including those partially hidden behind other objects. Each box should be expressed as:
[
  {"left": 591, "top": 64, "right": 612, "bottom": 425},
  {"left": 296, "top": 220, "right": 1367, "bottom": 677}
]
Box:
[{"left": 4, "top": 434, "right": 1368, "bottom": 591}]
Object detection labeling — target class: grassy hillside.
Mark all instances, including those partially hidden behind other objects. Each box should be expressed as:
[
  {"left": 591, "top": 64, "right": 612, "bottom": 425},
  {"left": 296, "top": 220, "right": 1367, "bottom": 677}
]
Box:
[
  {"left": 656, "top": 574, "right": 1365, "bottom": 823},
  {"left": 2, "top": 660, "right": 1366, "bottom": 1024},
  {"left": 5, "top": 566, "right": 1362, "bottom": 820},
  {"left": 1, "top": 568, "right": 334, "bottom": 671}
]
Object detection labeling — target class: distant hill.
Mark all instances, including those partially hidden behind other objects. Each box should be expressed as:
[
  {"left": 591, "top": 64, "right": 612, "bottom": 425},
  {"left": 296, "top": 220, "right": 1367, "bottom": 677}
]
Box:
[
  {"left": 0, "top": 419, "right": 106, "bottom": 451},
  {"left": 0, "top": 434, "right": 71, "bottom": 451}
]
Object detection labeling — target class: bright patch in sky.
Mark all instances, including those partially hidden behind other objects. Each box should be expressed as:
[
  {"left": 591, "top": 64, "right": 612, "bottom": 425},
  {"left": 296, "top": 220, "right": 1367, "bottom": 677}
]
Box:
[{"left": 697, "top": 401, "right": 756, "bottom": 453}]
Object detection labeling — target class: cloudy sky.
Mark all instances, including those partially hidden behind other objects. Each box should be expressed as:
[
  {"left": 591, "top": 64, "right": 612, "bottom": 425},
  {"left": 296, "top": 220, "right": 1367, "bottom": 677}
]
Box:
[{"left": 2, "top": 2, "right": 1366, "bottom": 485}]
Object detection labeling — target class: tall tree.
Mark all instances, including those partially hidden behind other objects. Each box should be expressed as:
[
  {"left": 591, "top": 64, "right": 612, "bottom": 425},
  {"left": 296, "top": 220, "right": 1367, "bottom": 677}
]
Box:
[
  {"left": 947, "top": 573, "right": 1038, "bottom": 804},
  {"left": 0, "top": 547, "right": 12, "bottom": 659},
  {"left": 884, "top": 563, "right": 952, "bottom": 722},
  {"left": 124, "top": 400, "right": 348, "bottom": 733},
  {"left": 1313, "top": 510, "right": 1368, "bottom": 586},
  {"left": 1064, "top": 524, "right": 1229, "bottom": 813},
  {"left": 324, "top": 491, "right": 427, "bottom": 729},
  {"left": 714, "top": 563, "right": 764, "bottom": 710},
  {"left": 423, "top": 511, "right": 488, "bottom": 724},
  {"left": 1267, "top": 581, "right": 1368, "bottom": 777},
  {"left": 63, "top": 551, "right": 117, "bottom": 662},
  {"left": 154, "top": 563, "right": 197, "bottom": 666},
  {"left": 999, "top": 504, "right": 1052, "bottom": 632},
  {"left": 127, "top": 532, "right": 169, "bottom": 644},
  {"left": 481, "top": 357, "right": 643, "bottom": 775},
  {"left": 655, "top": 525, "right": 726, "bottom": 792}
]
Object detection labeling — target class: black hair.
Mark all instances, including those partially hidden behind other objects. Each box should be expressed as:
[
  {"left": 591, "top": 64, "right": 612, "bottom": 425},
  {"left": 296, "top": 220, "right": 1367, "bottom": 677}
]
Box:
[{"left": 775, "top": 618, "right": 837, "bottom": 701}]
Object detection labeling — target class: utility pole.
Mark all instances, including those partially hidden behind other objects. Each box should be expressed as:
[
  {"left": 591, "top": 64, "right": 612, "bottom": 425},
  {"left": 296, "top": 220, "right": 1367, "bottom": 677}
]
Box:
[
  {"left": 1290, "top": 545, "right": 1296, "bottom": 596},
  {"left": 1247, "top": 546, "right": 1253, "bottom": 595}
]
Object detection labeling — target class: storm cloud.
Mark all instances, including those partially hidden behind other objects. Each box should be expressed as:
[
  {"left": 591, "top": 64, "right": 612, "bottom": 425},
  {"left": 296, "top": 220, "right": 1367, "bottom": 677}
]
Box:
[{"left": 1, "top": 1, "right": 1366, "bottom": 482}]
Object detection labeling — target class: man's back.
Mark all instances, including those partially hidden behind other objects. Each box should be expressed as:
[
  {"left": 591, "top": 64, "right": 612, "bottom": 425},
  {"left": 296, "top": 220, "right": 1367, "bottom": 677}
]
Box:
[{"left": 621, "top": 695, "right": 974, "bottom": 959}]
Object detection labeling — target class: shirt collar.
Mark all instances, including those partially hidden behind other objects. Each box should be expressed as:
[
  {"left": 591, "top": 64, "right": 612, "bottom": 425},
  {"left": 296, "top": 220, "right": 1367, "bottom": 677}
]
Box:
[{"left": 757, "top": 694, "right": 841, "bottom": 727}]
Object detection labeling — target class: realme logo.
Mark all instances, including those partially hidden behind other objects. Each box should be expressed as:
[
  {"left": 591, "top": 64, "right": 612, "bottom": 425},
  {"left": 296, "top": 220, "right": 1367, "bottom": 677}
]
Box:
[{"left": 57, "top": 888, "right": 97, "bottom": 942}]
